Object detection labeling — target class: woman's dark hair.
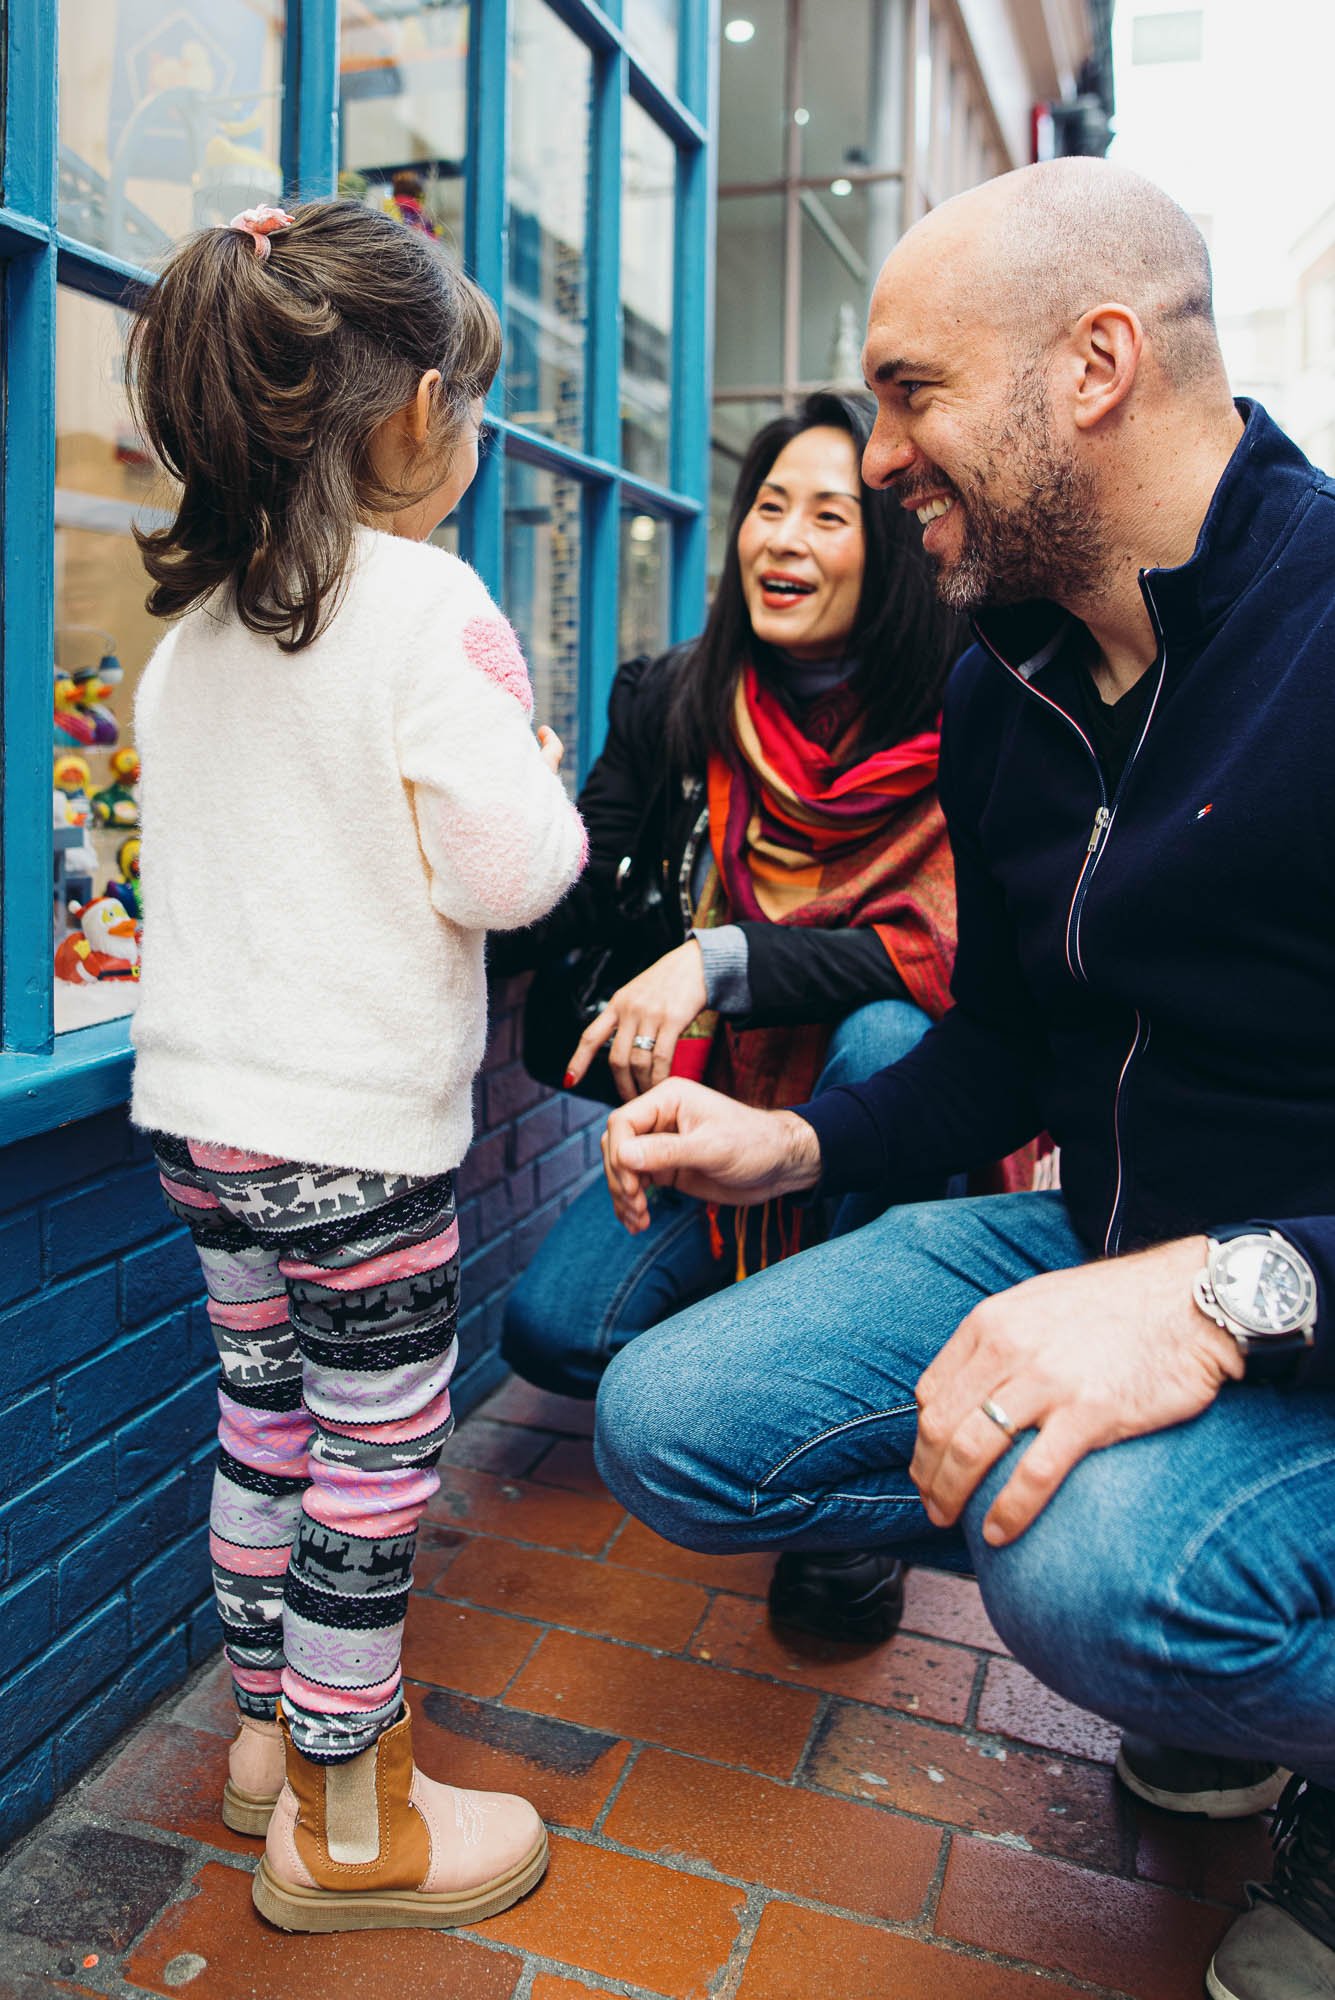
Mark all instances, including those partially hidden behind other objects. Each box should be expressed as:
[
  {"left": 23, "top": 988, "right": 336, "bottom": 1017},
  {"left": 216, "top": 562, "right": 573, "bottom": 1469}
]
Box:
[
  {"left": 128, "top": 199, "right": 501, "bottom": 651},
  {"left": 668, "top": 391, "right": 967, "bottom": 768}
]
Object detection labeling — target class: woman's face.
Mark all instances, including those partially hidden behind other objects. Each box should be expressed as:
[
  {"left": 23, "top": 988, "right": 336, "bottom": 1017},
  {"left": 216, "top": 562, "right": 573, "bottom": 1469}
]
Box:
[{"left": 736, "top": 426, "right": 865, "bottom": 660}]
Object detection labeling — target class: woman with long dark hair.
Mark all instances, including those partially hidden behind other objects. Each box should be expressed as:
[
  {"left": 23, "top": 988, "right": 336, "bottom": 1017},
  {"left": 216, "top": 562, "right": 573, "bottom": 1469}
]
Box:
[{"left": 492, "top": 392, "right": 972, "bottom": 1643}]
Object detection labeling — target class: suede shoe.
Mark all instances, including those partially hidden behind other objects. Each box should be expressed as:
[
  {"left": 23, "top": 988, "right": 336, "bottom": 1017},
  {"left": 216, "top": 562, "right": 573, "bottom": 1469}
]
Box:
[
  {"left": 1206, "top": 1778, "right": 1335, "bottom": 1998},
  {"left": 1115, "top": 1735, "right": 1287, "bottom": 1819},
  {"left": 768, "top": 1551, "right": 905, "bottom": 1645}
]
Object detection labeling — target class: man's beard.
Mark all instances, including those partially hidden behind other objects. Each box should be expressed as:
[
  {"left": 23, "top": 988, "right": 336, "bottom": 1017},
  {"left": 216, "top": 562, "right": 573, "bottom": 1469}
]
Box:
[{"left": 900, "top": 370, "right": 1105, "bottom": 612}]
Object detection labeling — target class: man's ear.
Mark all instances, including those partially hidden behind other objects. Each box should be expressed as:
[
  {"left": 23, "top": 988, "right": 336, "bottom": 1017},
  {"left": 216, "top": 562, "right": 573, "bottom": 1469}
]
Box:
[{"left": 1070, "top": 302, "right": 1142, "bottom": 431}]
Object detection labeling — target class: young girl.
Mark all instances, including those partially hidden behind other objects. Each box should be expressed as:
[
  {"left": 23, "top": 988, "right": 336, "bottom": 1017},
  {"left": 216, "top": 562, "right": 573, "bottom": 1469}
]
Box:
[{"left": 127, "top": 200, "right": 585, "bottom": 1934}]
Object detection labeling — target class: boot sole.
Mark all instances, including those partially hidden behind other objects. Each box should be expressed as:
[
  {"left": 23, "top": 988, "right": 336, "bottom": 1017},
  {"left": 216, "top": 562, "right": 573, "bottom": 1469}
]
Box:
[
  {"left": 221, "top": 1781, "right": 280, "bottom": 1837},
  {"left": 1114, "top": 1749, "right": 1288, "bottom": 1819},
  {"left": 251, "top": 1828, "right": 549, "bottom": 1932}
]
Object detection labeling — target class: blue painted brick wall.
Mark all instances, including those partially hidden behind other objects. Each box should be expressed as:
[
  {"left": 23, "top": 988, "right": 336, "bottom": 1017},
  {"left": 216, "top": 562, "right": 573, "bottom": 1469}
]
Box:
[{"left": 0, "top": 975, "right": 599, "bottom": 1847}]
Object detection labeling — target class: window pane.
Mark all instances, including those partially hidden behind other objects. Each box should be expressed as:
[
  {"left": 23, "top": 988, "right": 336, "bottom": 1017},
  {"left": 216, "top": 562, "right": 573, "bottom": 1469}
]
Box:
[
  {"left": 714, "top": 194, "right": 785, "bottom": 389},
  {"left": 718, "top": 4, "right": 786, "bottom": 184},
  {"left": 507, "top": 0, "right": 591, "bottom": 448},
  {"left": 337, "top": 0, "right": 468, "bottom": 259},
  {"left": 622, "top": 101, "right": 676, "bottom": 485},
  {"left": 58, "top": 0, "right": 286, "bottom": 260},
  {"left": 54, "top": 290, "right": 174, "bottom": 1033},
  {"left": 799, "top": 183, "right": 882, "bottom": 384},
  {"left": 619, "top": 511, "right": 672, "bottom": 661},
  {"left": 799, "top": 0, "right": 905, "bottom": 178},
  {"left": 623, "top": 0, "right": 679, "bottom": 91},
  {"left": 504, "top": 457, "right": 583, "bottom": 781}
]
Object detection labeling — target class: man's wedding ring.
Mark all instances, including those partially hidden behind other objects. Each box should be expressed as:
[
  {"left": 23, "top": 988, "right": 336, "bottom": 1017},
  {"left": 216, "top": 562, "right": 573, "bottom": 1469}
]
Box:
[
  {"left": 631, "top": 1034, "right": 657, "bottom": 1052},
  {"left": 980, "top": 1397, "right": 1018, "bottom": 1438}
]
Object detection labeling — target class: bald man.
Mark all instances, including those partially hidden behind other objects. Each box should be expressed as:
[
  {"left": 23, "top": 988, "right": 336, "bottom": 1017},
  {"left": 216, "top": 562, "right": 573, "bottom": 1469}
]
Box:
[{"left": 592, "top": 161, "right": 1335, "bottom": 2000}]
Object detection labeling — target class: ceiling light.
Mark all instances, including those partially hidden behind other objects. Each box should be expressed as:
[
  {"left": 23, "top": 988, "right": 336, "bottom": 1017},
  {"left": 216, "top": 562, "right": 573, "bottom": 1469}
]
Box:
[
  {"left": 830, "top": 177, "right": 853, "bottom": 196},
  {"left": 724, "top": 17, "right": 756, "bottom": 43},
  {"left": 793, "top": 107, "right": 810, "bottom": 126},
  {"left": 629, "top": 514, "right": 657, "bottom": 544}
]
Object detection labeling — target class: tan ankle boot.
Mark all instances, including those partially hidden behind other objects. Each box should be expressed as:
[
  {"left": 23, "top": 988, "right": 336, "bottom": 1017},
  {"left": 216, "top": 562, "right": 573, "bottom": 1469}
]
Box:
[
  {"left": 253, "top": 1705, "right": 548, "bottom": 1932},
  {"left": 221, "top": 1715, "right": 284, "bottom": 1835}
]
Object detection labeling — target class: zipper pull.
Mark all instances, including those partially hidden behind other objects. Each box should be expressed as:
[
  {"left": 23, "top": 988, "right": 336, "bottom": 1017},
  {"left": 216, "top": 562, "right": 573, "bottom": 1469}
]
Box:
[{"left": 1086, "top": 805, "right": 1111, "bottom": 854}]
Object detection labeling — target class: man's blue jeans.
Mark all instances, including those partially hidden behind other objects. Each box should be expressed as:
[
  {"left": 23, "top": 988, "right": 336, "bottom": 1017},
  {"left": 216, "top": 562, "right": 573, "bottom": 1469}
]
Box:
[
  {"left": 595, "top": 1189, "right": 1335, "bottom": 1783},
  {"left": 502, "top": 999, "right": 935, "bottom": 1400}
]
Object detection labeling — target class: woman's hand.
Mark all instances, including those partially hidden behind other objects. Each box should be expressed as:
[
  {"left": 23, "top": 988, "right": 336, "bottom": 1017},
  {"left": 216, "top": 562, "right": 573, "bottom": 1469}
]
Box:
[
  {"left": 565, "top": 940, "right": 708, "bottom": 1099},
  {"left": 537, "top": 725, "right": 564, "bottom": 773}
]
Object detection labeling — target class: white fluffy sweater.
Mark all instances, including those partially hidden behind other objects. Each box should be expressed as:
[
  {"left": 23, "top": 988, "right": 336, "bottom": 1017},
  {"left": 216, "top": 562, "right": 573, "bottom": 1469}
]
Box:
[{"left": 131, "top": 529, "right": 586, "bottom": 1175}]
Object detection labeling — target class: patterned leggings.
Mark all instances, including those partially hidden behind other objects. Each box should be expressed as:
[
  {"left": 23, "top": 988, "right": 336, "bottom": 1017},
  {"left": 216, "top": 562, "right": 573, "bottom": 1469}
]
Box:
[{"left": 154, "top": 1135, "right": 459, "bottom": 1762}]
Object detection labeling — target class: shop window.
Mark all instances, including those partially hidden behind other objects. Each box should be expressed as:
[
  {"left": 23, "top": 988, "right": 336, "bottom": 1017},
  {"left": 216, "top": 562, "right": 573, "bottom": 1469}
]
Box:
[
  {"left": 717, "top": 6, "right": 785, "bottom": 185},
  {"left": 622, "top": 0, "right": 680, "bottom": 92},
  {"left": 53, "top": 288, "right": 170, "bottom": 1033},
  {"left": 714, "top": 194, "right": 785, "bottom": 388},
  {"left": 622, "top": 99, "right": 676, "bottom": 485},
  {"left": 799, "top": 182, "right": 882, "bottom": 385},
  {"left": 798, "top": 0, "right": 904, "bottom": 179},
  {"left": 619, "top": 510, "right": 672, "bottom": 661},
  {"left": 337, "top": 0, "right": 468, "bottom": 259},
  {"left": 503, "top": 458, "right": 584, "bottom": 780},
  {"left": 57, "top": 0, "right": 286, "bottom": 263},
  {"left": 506, "top": 0, "right": 592, "bottom": 448}
]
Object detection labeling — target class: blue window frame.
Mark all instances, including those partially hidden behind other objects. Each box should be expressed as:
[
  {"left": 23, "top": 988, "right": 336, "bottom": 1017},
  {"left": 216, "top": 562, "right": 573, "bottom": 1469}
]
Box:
[{"left": 0, "top": 0, "right": 718, "bottom": 1145}]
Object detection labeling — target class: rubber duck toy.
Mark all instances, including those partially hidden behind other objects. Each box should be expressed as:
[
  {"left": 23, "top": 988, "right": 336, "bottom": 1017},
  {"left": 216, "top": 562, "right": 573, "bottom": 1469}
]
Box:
[
  {"left": 54, "top": 896, "right": 142, "bottom": 985},
  {"left": 69, "top": 663, "right": 120, "bottom": 746},
  {"left": 54, "top": 672, "right": 98, "bottom": 746},
  {"left": 53, "top": 766, "right": 98, "bottom": 913},
  {"left": 92, "top": 746, "right": 141, "bottom": 828},
  {"left": 105, "top": 835, "right": 143, "bottom": 923}
]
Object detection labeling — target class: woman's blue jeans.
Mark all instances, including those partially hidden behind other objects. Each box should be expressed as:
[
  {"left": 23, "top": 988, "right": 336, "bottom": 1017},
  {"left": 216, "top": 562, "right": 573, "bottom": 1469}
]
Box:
[
  {"left": 594, "top": 1188, "right": 1335, "bottom": 1783},
  {"left": 501, "top": 999, "right": 935, "bottom": 1401}
]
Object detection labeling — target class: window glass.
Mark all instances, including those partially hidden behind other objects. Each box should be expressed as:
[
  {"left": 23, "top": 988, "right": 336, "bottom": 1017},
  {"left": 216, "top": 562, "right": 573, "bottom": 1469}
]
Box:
[
  {"left": 798, "top": 0, "right": 904, "bottom": 178},
  {"left": 57, "top": 0, "right": 286, "bottom": 261},
  {"left": 337, "top": 0, "right": 468, "bottom": 259},
  {"left": 622, "top": 0, "right": 679, "bottom": 92},
  {"left": 714, "top": 194, "right": 785, "bottom": 388},
  {"left": 506, "top": 0, "right": 592, "bottom": 448},
  {"left": 619, "top": 510, "right": 672, "bottom": 661},
  {"left": 717, "top": 4, "right": 785, "bottom": 184},
  {"left": 622, "top": 100, "right": 676, "bottom": 484},
  {"left": 54, "top": 289, "right": 174, "bottom": 1033},
  {"left": 504, "top": 457, "right": 583, "bottom": 782},
  {"left": 799, "top": 183, "right": 881, "bottom": 384}
]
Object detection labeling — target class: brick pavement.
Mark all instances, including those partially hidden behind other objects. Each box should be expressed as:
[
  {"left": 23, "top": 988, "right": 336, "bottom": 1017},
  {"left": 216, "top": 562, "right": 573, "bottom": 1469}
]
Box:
[{"left": 0, "top": 1379, "right": 1273, "bottom": 2000}]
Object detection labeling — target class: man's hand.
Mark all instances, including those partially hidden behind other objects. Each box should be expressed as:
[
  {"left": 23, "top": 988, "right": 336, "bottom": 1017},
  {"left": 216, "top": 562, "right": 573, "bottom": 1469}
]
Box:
[
  {"left": 601, "top": 1079, "right": 822, "bottom": 1232},
  {"left": 566, "top": 942, "right": 709, "bottom": 1099},
  {"left": 911, "top": 1236, "right": 1245, "bottom": 1547}
]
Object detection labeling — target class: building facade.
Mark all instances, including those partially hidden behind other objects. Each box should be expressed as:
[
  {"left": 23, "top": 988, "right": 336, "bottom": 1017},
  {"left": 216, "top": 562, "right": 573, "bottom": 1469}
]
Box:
[{"left": 0, "top": 0, "right": 716, "bottom": 1845}]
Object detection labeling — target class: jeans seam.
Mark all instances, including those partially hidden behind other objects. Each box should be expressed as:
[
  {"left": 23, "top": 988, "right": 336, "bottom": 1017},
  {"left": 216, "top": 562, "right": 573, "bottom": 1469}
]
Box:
[
  {"left": 756, "top": 1402, "right": 919, "bottom": 1491},
  {"left": 593, "top": 1200, "right": 710, "bottom": 1354}
]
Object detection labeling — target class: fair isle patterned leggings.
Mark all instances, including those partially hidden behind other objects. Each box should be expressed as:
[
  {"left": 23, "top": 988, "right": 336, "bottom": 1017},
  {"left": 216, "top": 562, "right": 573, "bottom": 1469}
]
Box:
[{"left": 153, "top": 1135, "right": 459, "bottom": 1763}]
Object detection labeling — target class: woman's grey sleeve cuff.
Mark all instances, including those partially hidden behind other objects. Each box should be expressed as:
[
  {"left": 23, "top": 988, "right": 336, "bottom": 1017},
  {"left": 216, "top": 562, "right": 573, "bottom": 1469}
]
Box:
[{"left": 692, "top": 924, "right": 752, "bottom": 1014}]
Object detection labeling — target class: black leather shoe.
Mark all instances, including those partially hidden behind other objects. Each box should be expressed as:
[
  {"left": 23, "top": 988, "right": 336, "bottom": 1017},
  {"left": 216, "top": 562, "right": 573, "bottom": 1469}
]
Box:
[
  {"left": 1115, "top": 1734, "right": 1287, "bottom": 1819},
  {"left": 767, "top": 1550, "right": 906, "bottom": 1645},
  {"left": 1207, "top": 1778, "right": 1335, "bottom": 1998}
]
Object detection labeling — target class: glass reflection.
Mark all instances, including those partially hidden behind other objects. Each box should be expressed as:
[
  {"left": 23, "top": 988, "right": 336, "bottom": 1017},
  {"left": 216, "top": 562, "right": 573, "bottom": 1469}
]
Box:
[
  {"left": 622, "top": 101, "right": 676, "bottom": 484},
  {"left": 619, "top": 511, "right": 672, "bottom": 662},
  {"left": 338, "top": 0, "right": 469, "bottom": 260},
  {"left": 504, "top": 457, "right": 583, "bottom": 784},
  {"left": 622, "top": 0, "right": 680, "bottom": 91}
]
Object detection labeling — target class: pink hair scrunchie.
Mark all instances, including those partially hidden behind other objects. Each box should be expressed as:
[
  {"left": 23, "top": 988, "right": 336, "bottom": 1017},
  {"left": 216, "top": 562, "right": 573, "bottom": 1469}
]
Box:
[{"left": 226, "top": 206, "right": 296, "bottom": 261}]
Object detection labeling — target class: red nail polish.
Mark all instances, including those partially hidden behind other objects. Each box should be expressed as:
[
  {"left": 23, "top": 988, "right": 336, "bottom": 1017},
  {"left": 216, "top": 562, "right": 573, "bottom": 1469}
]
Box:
[{"left": 562, "top": 1070, "right": 575, "bottom": 1089}]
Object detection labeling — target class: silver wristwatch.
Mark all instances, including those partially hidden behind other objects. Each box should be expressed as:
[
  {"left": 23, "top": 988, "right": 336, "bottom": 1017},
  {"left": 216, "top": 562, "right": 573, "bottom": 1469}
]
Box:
[{"left": 1192, "top": 1227, "right": 1317, "bottom": 1371}]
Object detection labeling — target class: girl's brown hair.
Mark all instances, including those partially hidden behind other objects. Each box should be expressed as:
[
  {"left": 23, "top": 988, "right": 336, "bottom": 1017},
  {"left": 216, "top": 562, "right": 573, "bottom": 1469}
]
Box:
[{"left": 128, "top": 199, "right": 502, "bottom": 651}]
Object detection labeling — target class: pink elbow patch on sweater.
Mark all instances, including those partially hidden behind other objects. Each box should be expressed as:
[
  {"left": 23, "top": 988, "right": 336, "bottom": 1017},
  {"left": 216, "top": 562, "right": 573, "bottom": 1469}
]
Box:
[{"left": 463, "top": 615, "right": 533, "bottom": 713}]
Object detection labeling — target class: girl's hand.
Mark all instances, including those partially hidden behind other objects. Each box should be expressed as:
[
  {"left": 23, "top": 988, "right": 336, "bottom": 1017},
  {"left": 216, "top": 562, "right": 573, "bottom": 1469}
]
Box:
[
  {"left": 566, "top": 940, "right": 708, "bottom": 1099},
  {"left": 537, "top": 725, "right": 564, "bottom": 773}
]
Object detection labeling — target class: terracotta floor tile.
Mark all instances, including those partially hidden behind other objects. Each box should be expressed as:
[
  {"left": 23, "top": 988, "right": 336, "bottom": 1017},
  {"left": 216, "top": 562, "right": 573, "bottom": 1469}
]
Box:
[
  {"left": 937, "top": 1836, "right": 1232, "bottom": 2000},
  {"left": 1132, "top": 1799, "right": 1273, "bottom": 1908},
  {"left": 603, "top": 1516, "right": 777, "bottom": 1598},
  {"left": 974, "top": 1657, "right": 1121, "bottom": 1765},
  {"left": 426, "top": 1464, "right": 623, "bottom": 1555},
  {"left": 692, "top": 1594, "right": 976, "bottom": 1725},
  {"left": 505, "top": 1631, "right": 820, "bottom": 1779},
  {"left": 475, "top": 1831, "right": 745, "bottom": 1997},
  {"left": 734, "top": 1902, "right": 1094, "bottom": 2000},
  {"left": 440, "top": 1538, "right": 708, "bottom": 1651},
  {"left": 79, "top": 1723, "right": 261, "bottom": 1860},
  {"left": 448, "top": 1416, "right": 558, "bottom": 1478},
  {"left": 529, "top": 1979, "right": 624, "bottom": 2000},
  {"left": 401, "top": 1593, "right": 541, "bottom": 1694},
  {"left": 806, "top": 1704, "right": 1123, "bottom": 1870},
  {"left": 604, "top": 1747, "right": 941, "bottom": 1922},
  {"left": 413, "top": 1526, "right": 469, "bottom": 1593},
  {"left": 122, "top": 1859, "right": 523, "bottom": 1999},
  {"left": 167, "top": 1659, "right": 238, "bottom": 1739},
  {"left": 410, "top": 1684, "right": 633, "bottom": 1830},
  {"left": 901, "top": 1570, "right": 1006, "bottom": 1653},
  {"left": 529, "top": 1438, "right": 608, "bottom": 1495},
  {"left": 481, "top": 1379, "right": 597, "bottom": 1438}
]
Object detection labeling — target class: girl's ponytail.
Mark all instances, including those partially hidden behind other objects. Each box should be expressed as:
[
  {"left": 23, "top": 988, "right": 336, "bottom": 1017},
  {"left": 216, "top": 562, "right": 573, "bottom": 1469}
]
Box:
[{"left": 128, "top": 200, "right": 500, "bottom": 652}]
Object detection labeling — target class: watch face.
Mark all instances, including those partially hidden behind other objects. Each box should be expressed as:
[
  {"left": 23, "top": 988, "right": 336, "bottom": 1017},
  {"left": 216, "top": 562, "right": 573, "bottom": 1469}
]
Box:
[{"left": 1212, "top": 1236, "right": 1316, "bottom": 1337}]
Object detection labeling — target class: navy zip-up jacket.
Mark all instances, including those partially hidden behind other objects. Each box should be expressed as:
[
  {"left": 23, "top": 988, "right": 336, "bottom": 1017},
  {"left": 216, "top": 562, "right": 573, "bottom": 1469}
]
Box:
[{"left": 802, "top": 403, "right": 1335, "bottom": 1385}]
